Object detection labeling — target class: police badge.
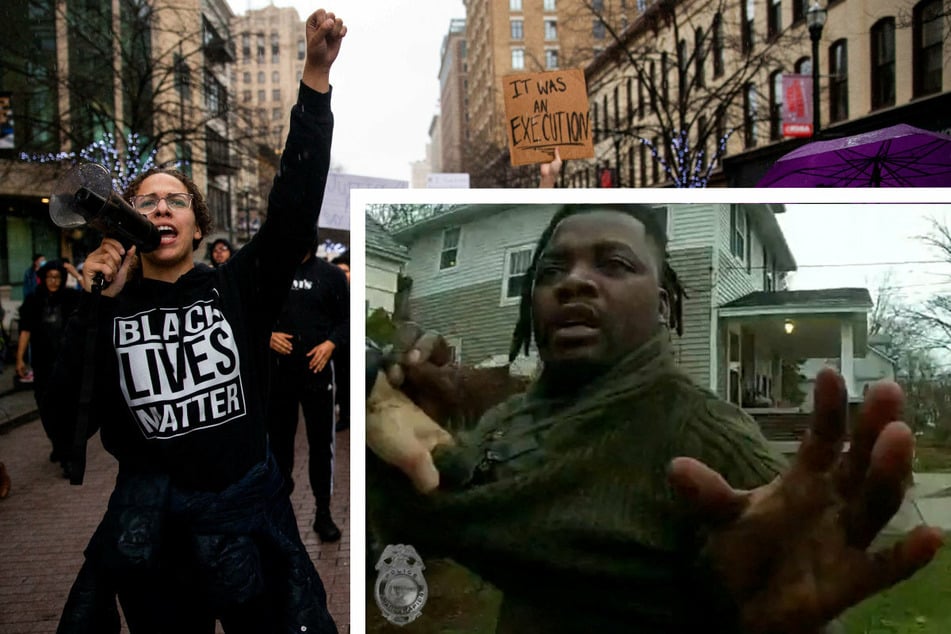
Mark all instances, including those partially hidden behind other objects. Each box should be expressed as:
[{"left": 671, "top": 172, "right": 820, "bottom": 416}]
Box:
[{"left": 374, "top": 544, "right": 428, "bottom": 625}]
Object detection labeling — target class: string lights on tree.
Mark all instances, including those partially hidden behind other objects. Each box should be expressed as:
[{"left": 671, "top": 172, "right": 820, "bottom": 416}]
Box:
[{"left": 20, "top": 132, "right": 184, "bottom": 192}]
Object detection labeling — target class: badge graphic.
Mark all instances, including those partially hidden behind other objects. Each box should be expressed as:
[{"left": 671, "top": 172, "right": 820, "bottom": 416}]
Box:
[{"left": 374, "top": 544, "right": 428, "bottom": 625}]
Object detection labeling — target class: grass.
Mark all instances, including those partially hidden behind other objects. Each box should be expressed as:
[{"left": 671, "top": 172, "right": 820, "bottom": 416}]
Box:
[
  {"left": 363, "top": 540, "right": 951, "bottom": 634},
  {"left": 913, "top": 443, "right": 951, "bottom": 473},
  {"left": 840, "top": 535, "right": 951, "bottom": 634}
]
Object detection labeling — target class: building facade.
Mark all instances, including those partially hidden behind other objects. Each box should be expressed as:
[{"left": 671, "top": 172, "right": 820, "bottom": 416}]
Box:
[
  {"left": 443, "top": 0, "right": 948, "bottom": 187},
  {"left": 230, "top": 4, "right": 306, "bottom": 244},
  {"left": 438, "top": 18, "right": 469, "bottom": 174},
  {"left": 564, "top": 0, "right": 951, "bottom": 187},
  {"left": 455, "top": 0, "right": 640, "bottom": 184},
  {"left": 0, "top": 0, "right": 243, "bottom": 313}
]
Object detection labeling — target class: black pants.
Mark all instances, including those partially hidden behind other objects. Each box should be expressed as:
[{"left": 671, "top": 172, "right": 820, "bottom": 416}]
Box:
[
  {"left": 34, "top": 366, "right": 71, "bottom": 460},
  {"left": 268, "top": 354, "right": 336, "bottom": 509},
  {"left": 333, "top": 346, "right": 350, "bottom": 426}
]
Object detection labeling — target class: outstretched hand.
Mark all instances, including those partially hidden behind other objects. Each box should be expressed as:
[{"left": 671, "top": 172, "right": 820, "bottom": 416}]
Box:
[
  {"left": 367, "top": 372, "right": 454, "bottom": 493},
  {"left": 669, "top": 369, "right": 943, "bottom": 633},
  {"left": 302, "top": 9, "right": 347, "bottom": 93}
]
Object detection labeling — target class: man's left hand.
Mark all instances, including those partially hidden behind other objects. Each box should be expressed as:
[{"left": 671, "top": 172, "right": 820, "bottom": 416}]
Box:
[
  {"left": 307, "top": 340, "right": 335, "bottom": 373},
  {"left": 669, "top": 369, "right": 943, "bottom": 633}
]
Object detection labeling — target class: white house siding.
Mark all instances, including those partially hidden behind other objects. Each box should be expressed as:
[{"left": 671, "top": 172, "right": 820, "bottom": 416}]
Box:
[
  {"left": 668, "top": 247, "right": 714, "bottom": 388},
  {"left": 715, "top": 204, "right": 769, "bottom": 306},
  {"left": 366, "top": 255, "right": 403, "bottom": 314},
  {"left": 409, "top": 279, "right": 521, "bottom": 365},
  {"left": 669, "top": 204, "right": 717, "bottom": 249},
  {"left": 714, "top": 205, "right": 777, "bottom": 398},
  {"left": 403, "top": 205, "right": 559, "bottom": 299}
]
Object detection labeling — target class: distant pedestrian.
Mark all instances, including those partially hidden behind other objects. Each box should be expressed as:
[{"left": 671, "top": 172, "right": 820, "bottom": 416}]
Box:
[
  {"left": 209, "top": 238, "right": 233, "bottom": 268},
  {"left": 269, "top": 244, "right": 349, "bottom": 542},
  {"left": 22, "top": 253, "right": 45, "bottom": 298},
  {"left": 16, "top": 259, "right": 81, "bottom": 476},
  {"left": 331, "top": 250, "right": 350, "bottom": 432}
]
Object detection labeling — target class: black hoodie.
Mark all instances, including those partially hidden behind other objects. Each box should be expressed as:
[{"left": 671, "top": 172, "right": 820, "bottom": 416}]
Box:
[{"left": 50, "top": 83, "right": 333, "bottom": 492}]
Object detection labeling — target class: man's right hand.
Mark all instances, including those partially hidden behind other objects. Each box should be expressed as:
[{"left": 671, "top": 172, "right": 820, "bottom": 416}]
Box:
[
  {"left": 80, "top": 239, "right": 136, "bottom": 298},
  {"left": 367, "top": 372, "right": 454, "bottom": 493}
]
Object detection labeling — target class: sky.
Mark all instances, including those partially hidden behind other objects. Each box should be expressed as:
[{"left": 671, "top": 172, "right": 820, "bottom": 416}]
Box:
[
  {"left": 226, "top": 0, "right": 466, "bottom": 183},
  {"left": 778, "top": 203, "right": 951, "bottom": 308}
]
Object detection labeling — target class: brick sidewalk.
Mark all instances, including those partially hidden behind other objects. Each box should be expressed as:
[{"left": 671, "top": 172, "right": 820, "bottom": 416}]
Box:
[{"left": 0, "top": 416, "right": 350, "bottom": 633}]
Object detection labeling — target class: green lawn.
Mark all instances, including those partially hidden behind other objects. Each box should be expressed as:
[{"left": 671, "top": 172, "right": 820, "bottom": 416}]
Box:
[
  {"left": 914, "top": 444, "right": 951, "bottom": 473},
  {"left": 365, "top": 543, "right": 951, "bottom": 634},
  {"left": 840, "top": 536, "right": 951, "bottom": 634}
]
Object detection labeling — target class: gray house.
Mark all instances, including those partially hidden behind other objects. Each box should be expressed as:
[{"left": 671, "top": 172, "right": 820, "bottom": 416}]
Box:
[
  {"left": 366, "top": 216, "right": 409, "bottom": 315},
  {"left": 392, "top": 203, "right": 873, "bottom": 414}
]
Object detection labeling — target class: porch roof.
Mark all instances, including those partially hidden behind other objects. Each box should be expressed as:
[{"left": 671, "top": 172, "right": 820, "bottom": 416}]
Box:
[
  {"left": 368, "top": 216, "right": 410, "bottom": 263},
  {"left": 719, "top": 288, "right": 871, "bottom": 358},
  {"left": 719, "top": 288, "right": 872, "bottom": 317}
]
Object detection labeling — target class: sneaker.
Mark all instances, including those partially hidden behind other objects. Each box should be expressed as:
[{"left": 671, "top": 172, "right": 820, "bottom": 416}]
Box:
[{"left": 313, "top": 509, "right": 341, "bottom": 542}]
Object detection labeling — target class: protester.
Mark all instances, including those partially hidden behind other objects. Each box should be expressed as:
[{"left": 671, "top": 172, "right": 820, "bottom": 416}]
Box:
[
  {"left": 269, "top": 246, "right": 349, "bottom": 542},
  {"left": 49, "top": 10, "right": 345, "bottom": 632},
  {"left": 365, "top": 204, "right": 942, "bottom": 633},
  {"left": 330, "top": 250, "right": 350, "bottom": 431},
  {"left": 209, "top": 237, "right": 233, "bottom": 268},
  {"left": 16, "top": 259, "right": 82, "bottom": 477},
  {"left": 331, "top": 250, "right": 349, "bottom": 282},
  {"left": 22, "top": 253, "right": 45, "bottom": 298}
]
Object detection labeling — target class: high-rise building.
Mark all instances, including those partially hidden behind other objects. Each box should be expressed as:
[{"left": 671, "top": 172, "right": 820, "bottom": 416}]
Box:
[
  {"left": 231, "top": 5, "right": 306, "bottom": 156},
  {"left": 230, "top": 5, "right": 306, "bottom": 241},
  {"left": 0, "top": 0, "right": 239, "bottom": 306},
  {"left": 437, "top": 18, "right": 468, "bottom": 174}
]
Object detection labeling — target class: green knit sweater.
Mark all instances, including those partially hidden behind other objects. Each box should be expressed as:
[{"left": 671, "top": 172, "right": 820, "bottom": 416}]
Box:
[{"left": 368, "top": 334, "right": 786, "bottom": 633}]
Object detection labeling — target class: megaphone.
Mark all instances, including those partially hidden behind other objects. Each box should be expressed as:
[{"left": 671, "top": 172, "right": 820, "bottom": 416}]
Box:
[{"left": 49, "top": 163, "right": 160, "bottom": 253}]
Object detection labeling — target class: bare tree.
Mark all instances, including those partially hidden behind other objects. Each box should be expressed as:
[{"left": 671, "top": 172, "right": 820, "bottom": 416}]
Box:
[
  {"left": 903, "top": 220, "right": 951, "bottom": 354},
  {"left": 556, "top": 0, "right": 808, "bottom": 187},
  {"left": 0, "top": 0, "right": 265, "bottom": 178},
  {"left": 868, "top": 266, "right": 951, "bottom": 438},
  {"left": 461, "top": 128, "right": 541, "bottom": 189},
  {"left": 366, "top": 204, "right": 457, "bottom": 232}
]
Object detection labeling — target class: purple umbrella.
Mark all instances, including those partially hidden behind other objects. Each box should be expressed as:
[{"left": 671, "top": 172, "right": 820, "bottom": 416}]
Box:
[{"left": 758, "top": 124, "right": 951, "bottom": 187}]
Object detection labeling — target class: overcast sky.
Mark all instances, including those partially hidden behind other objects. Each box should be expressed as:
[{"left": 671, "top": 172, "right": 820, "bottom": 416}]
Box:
[
  {"left": 778, "top": 204, "right": 951, "bottom": 308},
  {"left": 227, "top": 0, "right": 466, "bottom": 183}
]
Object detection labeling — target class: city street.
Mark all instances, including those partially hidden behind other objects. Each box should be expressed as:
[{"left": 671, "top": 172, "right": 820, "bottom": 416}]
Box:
[{"left": 0, "top": 401, "right": 350, "bottom": 633}]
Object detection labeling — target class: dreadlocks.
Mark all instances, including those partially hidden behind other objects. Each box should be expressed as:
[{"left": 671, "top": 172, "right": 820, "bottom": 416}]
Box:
[{"left": 509, "top": 204, "right": 686, "bottom": 362}]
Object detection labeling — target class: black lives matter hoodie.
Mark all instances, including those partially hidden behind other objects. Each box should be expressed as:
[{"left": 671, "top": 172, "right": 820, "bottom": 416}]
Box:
[{"left": 51, "top": 84, "right": 333, "bottom": 492}]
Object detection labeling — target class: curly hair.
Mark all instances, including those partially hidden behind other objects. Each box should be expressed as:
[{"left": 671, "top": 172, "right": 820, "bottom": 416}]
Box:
[
  {"left": 509, "top": 203, "right": 687, "bottom": 362},
  {"left": 122, "top": 168, "right": 213, "bottom": 250}
]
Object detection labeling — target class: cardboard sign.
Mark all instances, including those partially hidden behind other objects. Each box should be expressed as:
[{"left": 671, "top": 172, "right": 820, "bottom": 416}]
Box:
[
  {"left": 502, "top": 69, "right": 594, "bottom": 166},
  {"left": 319, "top": 172, "right": 407, "bottom": 231}
]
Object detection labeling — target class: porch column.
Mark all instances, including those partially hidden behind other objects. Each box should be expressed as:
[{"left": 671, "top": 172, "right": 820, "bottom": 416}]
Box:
[{"left": 840, "top": 322, "right": 855, "bottom": 398}]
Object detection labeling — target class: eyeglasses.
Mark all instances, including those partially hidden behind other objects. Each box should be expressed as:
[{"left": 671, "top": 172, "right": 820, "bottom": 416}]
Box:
[{"left": 131, "top": 193, "right": 194, "bottom": 214}]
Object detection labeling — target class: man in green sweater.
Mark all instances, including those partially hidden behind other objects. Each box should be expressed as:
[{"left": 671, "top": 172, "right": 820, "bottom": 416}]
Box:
[{"left": 366, "top": 205, "right": 942, "bottom": 633}]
